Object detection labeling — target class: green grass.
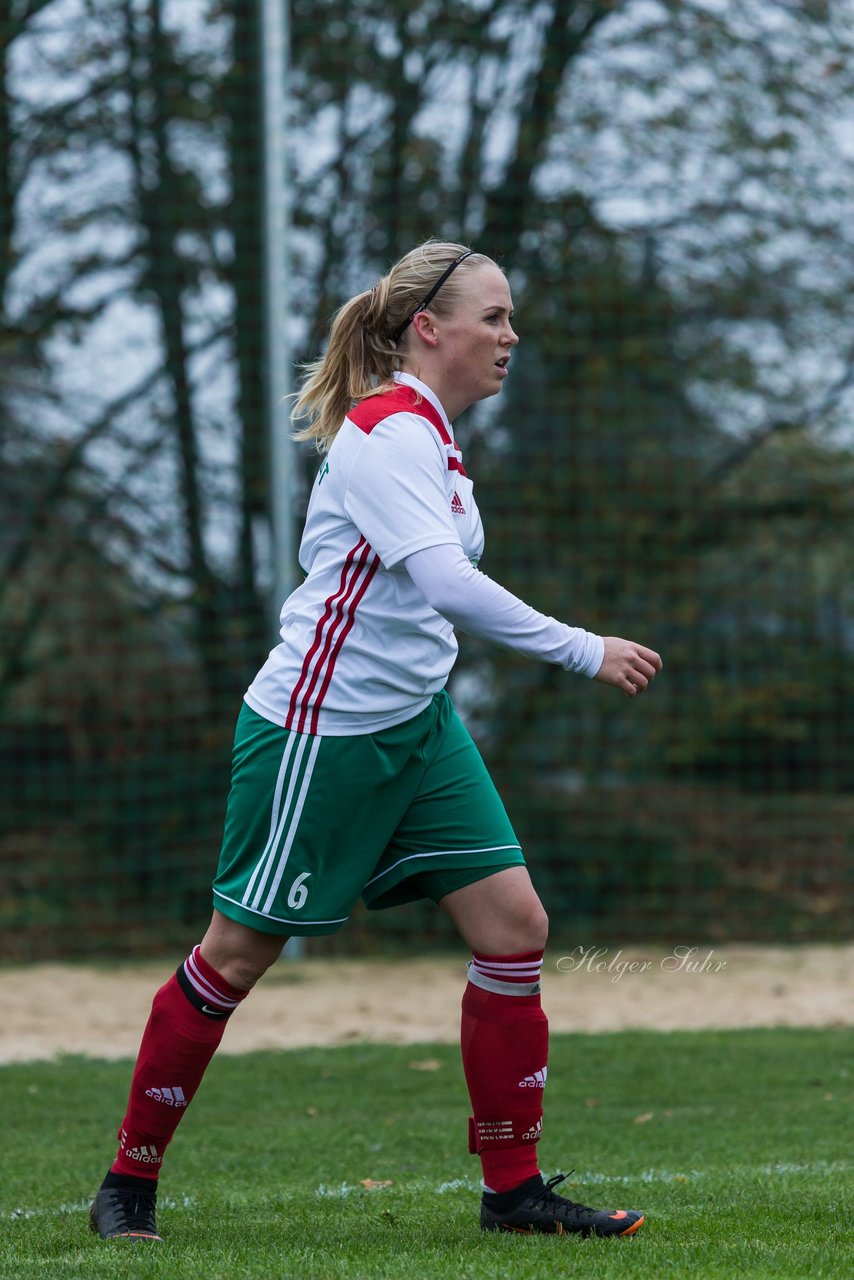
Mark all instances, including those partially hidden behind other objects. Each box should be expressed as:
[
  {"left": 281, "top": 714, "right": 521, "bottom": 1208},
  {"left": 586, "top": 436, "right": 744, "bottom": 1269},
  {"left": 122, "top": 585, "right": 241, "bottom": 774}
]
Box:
[{"left": 1, "top": 1028, "right": 852, "bottom": 1279}]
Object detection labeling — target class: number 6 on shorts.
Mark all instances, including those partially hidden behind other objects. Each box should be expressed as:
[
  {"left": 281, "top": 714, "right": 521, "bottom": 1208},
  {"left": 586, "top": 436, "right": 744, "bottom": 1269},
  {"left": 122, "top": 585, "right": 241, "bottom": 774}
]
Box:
[{"left": 287, "top": 872, "right": 311, "bottom": 910}]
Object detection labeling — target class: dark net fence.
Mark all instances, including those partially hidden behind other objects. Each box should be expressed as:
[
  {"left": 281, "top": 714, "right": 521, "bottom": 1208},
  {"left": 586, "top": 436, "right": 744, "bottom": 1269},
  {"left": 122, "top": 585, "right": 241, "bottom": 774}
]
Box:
[{"left": 2, "top": 1, "right": 853, "bottom": 959}]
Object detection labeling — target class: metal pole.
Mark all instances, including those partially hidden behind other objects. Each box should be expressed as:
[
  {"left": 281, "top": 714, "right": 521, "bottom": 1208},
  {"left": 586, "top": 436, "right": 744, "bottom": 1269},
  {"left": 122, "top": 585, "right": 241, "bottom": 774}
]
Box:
[
  {"left": 259, "top": 0, "right": 305, "bottom": 958},
  {"left": 260, "top": 0, "right": 295, "bottom": 617}
]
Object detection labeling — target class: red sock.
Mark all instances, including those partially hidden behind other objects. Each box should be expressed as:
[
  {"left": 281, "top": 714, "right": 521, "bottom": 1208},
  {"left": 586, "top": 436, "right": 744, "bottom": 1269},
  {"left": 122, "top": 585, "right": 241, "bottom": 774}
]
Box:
[
  {"left": 460, "top": 950, "right": 548, "bottom": 1193},
  {"left": 110, "top": 946, "right": 248, "bottom": 1179}
]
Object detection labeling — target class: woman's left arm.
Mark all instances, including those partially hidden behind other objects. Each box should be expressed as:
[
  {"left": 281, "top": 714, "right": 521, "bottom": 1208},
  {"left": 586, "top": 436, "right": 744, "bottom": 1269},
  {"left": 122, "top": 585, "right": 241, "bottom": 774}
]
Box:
[
  {"left": 404, "top": 542, "right": 662, "bottom": 695},
  {"left": 403, "top": 542, "right": 604, "bottom": 675}
]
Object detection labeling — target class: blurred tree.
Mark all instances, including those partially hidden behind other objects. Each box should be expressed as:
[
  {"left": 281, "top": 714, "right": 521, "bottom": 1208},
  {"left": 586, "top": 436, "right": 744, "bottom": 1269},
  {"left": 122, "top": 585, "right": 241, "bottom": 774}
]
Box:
[
  {"left": 1, "top": 0, "right": 854, "bottom": 954},
  {"left": 2, "top": 0, "right": 852, "bottom": 729},
  {"left": 1, "top": 0, "right": 244, "bottom": 717}
]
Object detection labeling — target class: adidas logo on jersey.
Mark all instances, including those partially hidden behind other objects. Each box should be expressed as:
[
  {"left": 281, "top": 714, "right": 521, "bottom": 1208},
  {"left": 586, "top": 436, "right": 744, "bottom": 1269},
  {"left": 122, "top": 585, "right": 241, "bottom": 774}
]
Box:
[
  {"left": 518, "top": 1067, "right": 548, "bottom": 1088},
  {"left": 522, "top": 1118, "right": 543, "bottom": 1142},
  {"left": 145, "top": 1085, "right": 188, "bottom": 1107},
  {"left": 451, "top": 490, "right": 466, "bottom": 515}
]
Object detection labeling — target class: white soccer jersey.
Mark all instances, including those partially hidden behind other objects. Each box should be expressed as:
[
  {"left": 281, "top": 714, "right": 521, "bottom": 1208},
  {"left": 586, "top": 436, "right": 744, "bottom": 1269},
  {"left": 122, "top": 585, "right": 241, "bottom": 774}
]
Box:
[{"left": 245, "top": 372, "right": 484, "bottom": 735}]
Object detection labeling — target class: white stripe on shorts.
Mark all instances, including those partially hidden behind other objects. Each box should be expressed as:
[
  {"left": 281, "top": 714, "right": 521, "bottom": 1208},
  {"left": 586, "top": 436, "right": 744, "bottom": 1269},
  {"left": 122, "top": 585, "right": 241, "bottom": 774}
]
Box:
[
  {"left": 260, "top": 734, "right": 322, "bottom": 913},
  {"left": 213, "top": 888, "right": 347, "bottom": 928},
  {"left": 245, "top": 732, "right": 321, "bottom": 913},
  {"left": 363, "top": 844, "right": 522, "bottom": 890},
  {"left": 241, "top": 730, "right": 300, "bottom": 908}
]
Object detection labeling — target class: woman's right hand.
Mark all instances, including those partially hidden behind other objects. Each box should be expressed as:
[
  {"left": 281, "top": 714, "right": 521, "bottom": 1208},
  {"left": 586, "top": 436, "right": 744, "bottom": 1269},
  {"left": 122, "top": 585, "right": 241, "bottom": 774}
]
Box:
[{"left": 594, "top": 637, "right": 662, "bottom": 697}]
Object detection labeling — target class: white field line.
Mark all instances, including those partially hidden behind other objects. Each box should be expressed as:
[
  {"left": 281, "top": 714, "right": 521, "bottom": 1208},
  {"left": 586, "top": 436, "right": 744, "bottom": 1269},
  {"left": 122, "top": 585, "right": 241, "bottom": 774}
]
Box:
[
  {"left": 313, "top": 1159, "right": 850, "bottom": 1199},
  {"left": 5, "top": 1161, "right": 849, "bottom": 1218},
  {"left": 2, "top": 1194, "right": 195, "bottom": 1221}
]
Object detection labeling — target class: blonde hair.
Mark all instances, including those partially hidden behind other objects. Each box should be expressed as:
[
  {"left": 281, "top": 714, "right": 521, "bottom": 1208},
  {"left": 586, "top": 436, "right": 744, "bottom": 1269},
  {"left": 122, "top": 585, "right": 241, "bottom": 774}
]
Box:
[{"left": 292, "top": 240, "right": 495, "bottom": 452}]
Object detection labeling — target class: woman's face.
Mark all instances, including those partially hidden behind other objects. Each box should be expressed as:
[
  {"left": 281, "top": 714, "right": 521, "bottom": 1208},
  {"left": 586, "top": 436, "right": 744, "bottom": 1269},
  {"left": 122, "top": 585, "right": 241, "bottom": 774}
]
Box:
[{"left": 420, "top": 263, "right": 519, "bottom": 413}]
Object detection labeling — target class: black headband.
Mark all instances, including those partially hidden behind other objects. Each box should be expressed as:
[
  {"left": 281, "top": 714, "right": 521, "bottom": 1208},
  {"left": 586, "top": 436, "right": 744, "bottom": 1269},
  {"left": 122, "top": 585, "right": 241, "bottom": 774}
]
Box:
[{"left": 390, "top": 250, "right": 475, "bottom": 343}]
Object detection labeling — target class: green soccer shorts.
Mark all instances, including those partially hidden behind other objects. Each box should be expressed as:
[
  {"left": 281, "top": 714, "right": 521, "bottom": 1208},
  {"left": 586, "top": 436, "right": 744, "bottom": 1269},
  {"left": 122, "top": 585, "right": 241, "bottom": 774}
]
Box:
[{"left": 212, "top": 690, "right": 525, "bottom": 936}]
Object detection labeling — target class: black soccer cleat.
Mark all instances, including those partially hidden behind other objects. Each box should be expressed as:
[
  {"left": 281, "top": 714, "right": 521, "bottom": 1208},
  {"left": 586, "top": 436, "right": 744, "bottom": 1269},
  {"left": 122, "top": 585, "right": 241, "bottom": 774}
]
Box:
[
  {"left": 89, "top": 1182, "right": 162, "bottom": 1241},
  {"left": 481, "top": 1172, "right": 644, "bottom": 1238}
]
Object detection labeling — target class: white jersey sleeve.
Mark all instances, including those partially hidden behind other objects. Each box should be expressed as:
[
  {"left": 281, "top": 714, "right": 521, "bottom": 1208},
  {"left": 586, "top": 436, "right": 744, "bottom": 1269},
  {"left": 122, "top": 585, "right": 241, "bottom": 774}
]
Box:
[
  {"left": 404, "top": 542, "right": 605, "bottom": 676},
  {"left": 344, "top": 413, "right": 462, "bottom": 570}
]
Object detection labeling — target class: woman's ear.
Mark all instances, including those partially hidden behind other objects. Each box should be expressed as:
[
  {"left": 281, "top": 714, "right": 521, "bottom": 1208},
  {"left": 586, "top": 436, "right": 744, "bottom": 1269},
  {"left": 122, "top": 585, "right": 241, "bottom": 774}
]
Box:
[{"left": 410, "top": 311, "right": 440, "bottom": 347}]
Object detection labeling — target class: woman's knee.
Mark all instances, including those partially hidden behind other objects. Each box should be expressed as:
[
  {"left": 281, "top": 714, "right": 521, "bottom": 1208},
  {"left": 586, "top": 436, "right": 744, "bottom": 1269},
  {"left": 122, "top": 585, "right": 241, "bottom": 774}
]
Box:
[
  {"left": 482, "top": 899, "right": 548, "bottom": 954},
  {"left": 439, "top": 867, "right": 549, "bottom": 954},
  {"left": 199, "top": 910, "right": 287, "bottom": 990},
  {"left": 526, "top": 903, "right": 549, "bottom": 952}
]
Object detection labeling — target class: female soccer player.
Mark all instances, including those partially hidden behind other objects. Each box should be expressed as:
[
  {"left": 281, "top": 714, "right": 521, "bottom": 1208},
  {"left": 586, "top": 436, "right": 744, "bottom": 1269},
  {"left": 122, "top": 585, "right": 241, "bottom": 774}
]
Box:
[{"left": 90, "top": 240, "right": 661, "bottom": 1243}]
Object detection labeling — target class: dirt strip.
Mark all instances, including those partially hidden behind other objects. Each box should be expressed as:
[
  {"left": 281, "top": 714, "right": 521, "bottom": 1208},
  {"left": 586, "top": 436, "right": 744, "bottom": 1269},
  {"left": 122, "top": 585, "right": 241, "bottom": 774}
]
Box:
[{"left": 1, "top": 944, "right": 851, "bottom": 1065}]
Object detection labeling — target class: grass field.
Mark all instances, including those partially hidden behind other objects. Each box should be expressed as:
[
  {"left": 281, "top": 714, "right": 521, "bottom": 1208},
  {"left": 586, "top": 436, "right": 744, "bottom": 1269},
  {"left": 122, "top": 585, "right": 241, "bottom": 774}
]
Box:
[{"left": 1, "top": 1027, "right": 851, "bottom": 1279}]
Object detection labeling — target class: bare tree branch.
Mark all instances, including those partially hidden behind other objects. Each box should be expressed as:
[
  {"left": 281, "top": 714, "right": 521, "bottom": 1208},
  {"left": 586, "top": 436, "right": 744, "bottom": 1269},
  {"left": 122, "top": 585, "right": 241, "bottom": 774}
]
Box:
[
  {"left": 0, "top": 322, "right": 231, "bottom": 605},
  {"left": 482, "top": 0, "right": 622, "bottom": 260}
]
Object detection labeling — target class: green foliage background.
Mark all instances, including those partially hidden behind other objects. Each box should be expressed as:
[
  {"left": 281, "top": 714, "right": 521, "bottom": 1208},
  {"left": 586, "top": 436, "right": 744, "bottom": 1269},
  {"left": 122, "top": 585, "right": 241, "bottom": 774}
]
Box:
[{"left": 1, "top": 0, "right": 853, "bottom": 955}]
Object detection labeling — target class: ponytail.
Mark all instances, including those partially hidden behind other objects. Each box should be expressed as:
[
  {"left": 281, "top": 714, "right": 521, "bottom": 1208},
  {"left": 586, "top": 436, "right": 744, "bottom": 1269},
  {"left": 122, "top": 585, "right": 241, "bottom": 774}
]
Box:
[
  {"left": 291, "top": 278, "right": 397, "bottom": 451},
  {"left": 292, "top": 240, "right": 493, "bottom": 452}
]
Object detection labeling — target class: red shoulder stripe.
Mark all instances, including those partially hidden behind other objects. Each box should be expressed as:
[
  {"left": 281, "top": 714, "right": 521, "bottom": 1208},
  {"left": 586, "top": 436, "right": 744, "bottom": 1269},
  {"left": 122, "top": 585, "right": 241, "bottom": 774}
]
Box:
[{"left": 348, "top": 385, "right": 452, "bottom": 445}]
